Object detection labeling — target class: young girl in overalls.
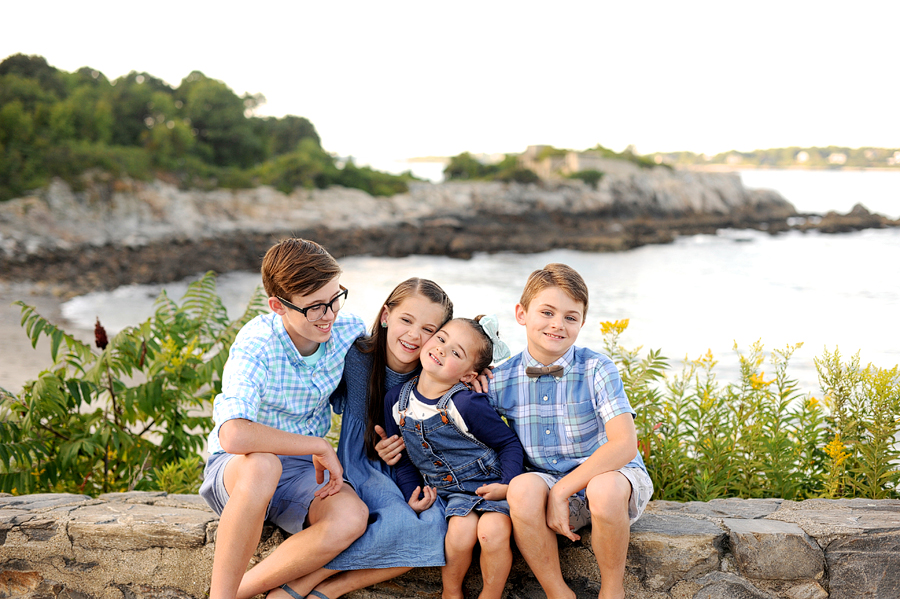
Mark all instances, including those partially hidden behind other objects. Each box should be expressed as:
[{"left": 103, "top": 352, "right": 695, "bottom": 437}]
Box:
[{"left": 383, "top": 316, "right": 524, "bottom": 599}]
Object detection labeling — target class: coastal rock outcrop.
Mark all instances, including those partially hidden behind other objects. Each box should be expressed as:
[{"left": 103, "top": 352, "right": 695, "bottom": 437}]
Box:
[{"left": 0, "top": 167, "right": 799, "bottom": 293}]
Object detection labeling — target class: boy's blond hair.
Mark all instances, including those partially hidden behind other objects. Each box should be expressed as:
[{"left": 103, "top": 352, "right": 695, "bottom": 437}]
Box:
[
  {"left": 519, "top": 263, "right": 589, "bottom": 318},
  {"left": 261, "top": 238, "right": 341, "bottom": 299}
]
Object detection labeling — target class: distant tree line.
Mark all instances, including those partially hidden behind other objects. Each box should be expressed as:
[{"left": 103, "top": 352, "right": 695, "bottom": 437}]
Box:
[
  {"left": 0, "top": 54, "right": 413, "bottom": 202},
  {"left": 443, "top": 152, "right": 540, "bottom": 183},
  {"left": 654, "top": 146, "right": 900, "bottom": 169},
  {"left": 443, "top": 143, "right": 660, "bottom": 185}
]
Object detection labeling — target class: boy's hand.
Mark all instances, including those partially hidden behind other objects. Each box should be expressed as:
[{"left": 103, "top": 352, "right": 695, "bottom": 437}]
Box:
[
  {"left": 407, "top": 485, "right": 437, "bottom": 513},
  {"left": 312, "top": 439, "right": 343, "bottom": 498},
  {"left": 475, "top": 483, "right": 508, "bottom": 501},
  {"left": 469, "top": 368, "right": 494, "bottom": 393},
  {"left": 374, "top": 424, "right": 406, "bottom": 466},
  {"left": 547, "top": 487, "right": 580, "bottom": 542}
]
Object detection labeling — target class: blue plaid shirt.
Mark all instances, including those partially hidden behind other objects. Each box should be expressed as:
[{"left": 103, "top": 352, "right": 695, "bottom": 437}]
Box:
[
  {"left": 487, "top": 346, "right": 647, "bottom": 476},
  {"left": 207, "top": 311, "right": 365, "bottom": 455}
]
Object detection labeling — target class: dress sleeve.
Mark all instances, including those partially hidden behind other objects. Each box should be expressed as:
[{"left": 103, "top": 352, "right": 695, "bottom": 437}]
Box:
[
  {"left": 383, "top": 384, "right": 423, "bottom": 500},
  {"left": 455, "top": 390, "right": 525, "bottom": 484}
]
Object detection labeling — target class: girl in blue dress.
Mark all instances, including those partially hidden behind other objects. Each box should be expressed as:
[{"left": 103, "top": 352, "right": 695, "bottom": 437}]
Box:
[{"left": 269, "top": 278, "right": 453, "bottom": 599}]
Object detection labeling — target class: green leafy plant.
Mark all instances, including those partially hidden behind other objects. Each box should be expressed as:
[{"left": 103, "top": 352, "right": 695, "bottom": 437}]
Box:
[
  {"left": 601, "top": 320, "right": 899, "bottom": 501},
  {"left": 0, "top": 272, "right": 267, "bottom": 496}
]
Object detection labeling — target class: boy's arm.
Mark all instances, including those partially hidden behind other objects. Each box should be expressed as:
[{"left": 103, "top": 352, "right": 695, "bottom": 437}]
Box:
[
  {"left": 546, "top": 412, "right": 638, "bottom": 539},
  {"left": 218, "top": 419, "right": 344, "bottom": 497}
]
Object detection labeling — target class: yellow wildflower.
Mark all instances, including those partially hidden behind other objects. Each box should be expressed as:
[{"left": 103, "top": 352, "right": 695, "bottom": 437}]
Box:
[
  {"left": 824, "top": 434, "right": 851, "bottom": 468},
  {"left": 600, "top": 319, "right": 629, "bottom": 335}
]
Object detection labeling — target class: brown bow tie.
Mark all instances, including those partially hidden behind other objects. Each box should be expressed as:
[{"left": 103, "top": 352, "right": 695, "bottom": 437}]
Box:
[{"left": 526, "top": 365, "right": 563, "bottom": 378}]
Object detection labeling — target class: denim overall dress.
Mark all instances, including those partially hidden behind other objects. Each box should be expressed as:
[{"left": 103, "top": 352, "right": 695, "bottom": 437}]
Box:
[{"left": 397, "top": 378, "right": 511, "bottom": 518}]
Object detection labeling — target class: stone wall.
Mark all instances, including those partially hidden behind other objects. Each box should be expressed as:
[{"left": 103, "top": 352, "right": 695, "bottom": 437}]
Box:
[{"left": 2, "top": 493, "right": 898, "bottom": 599}]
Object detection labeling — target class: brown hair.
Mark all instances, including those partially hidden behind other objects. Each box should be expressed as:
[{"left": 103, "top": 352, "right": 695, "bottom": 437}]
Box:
[
  {"left": 358, "top": 278, "right": 453, "bottom": 460},
  {"left": 261, "top": 238, "right": 341, "bottom": 299},
  {"left": 520, "top": 263, "right": 589, "bottom": 318},
  {"left": 456, "top": 316, "right": 494, "bottom": 374}
]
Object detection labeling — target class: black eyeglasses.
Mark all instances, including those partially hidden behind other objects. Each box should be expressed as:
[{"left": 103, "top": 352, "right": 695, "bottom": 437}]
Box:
[{"left": 278, "top": 286, "right": 349, "bottom": 322}]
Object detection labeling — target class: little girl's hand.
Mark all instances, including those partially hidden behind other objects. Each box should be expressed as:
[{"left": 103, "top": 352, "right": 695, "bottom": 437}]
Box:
[
  {"left": 407, "top": 485, "right": 437, "bottom": 513},
  {"left": 475, "top": 483, "right": 508, "bottom": 501},
  {"left": 374, "top": 424, "right": 406, "bottom": 466}
]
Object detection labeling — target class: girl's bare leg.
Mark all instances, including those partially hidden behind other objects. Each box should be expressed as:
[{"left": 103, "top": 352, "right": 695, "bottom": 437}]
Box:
[
  {"left": 476, "top": 512, "right": 513, "bottom": 599},
  {"left": 441, "top": 513, "right": 479, "bottom": 599}
]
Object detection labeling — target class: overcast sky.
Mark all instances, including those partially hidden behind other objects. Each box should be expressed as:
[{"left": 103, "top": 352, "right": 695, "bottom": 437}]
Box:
[{"left": 4, "top": 1, "right": 898, "bottom": 165}]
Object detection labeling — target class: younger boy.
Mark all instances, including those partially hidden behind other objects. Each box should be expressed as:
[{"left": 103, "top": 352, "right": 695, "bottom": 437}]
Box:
[
  {"left": 199, "top": 238, "right": 368, "bottom": 599},
  {"left": 485, "top": 263, "right": 653, "bottom": 599}
]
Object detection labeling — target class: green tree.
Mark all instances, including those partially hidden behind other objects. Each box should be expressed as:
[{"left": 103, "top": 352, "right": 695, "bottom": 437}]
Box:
[{"left": 176, "top": 71, "right": 264, "bottom": 168}]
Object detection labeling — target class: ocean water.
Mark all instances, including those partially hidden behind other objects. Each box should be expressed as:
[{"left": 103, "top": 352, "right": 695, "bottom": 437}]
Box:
[{"left": 60, "top": 170, "right": 900, "bottom": 395}]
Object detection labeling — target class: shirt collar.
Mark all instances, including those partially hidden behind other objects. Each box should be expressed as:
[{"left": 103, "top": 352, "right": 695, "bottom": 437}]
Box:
[
  {"left": 274, "top": 313, "right": 332, "bottom": 369},
  {"left": 523, "top": 346, "right": 575, "bottom": 377}
]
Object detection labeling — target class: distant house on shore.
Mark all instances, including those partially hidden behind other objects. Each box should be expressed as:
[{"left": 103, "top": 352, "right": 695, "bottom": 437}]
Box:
[{"left": 519, "top": 145, "right": 643, "bottom": 179}]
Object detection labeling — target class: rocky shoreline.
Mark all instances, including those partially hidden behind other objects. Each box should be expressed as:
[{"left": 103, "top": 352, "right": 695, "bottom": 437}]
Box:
[{"left": 0, "top": 168, "right": 896, "bottom": 297}]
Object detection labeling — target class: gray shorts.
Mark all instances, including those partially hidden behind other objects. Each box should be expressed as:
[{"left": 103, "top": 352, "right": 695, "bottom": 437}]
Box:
[
  {"left": 199, "top": 452, "right": 333, "bottom": 534},
  {"left": 531, "top": 466, "right": 653, "bottom": 530}
]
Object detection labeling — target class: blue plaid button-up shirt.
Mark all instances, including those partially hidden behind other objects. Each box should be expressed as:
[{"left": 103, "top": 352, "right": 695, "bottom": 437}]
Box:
[
  {"left": 207, "top": 311, "right": 365, "bottom": 455},
  {"left": 487, "top": 346, "right": 647, "bottom": 476}
]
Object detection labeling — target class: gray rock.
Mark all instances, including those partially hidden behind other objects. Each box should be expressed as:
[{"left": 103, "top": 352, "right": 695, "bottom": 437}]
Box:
[
  {"left": 650, "top": 498, "right": 783, "bottom": 520},
  {"left": 784, "top": 581, "right": 828, "bottom": 599},
  {"left": 826, "top": 530, "right": 900, "bottom": 599},
  {"left": 0, "top": 493, "right": 92, "bottom": 511},
  {"left": 768, "top": 498, "right": 900, "bottom": 541},
  {"left": 693, "top": 572, "right": 778, "bottom": 599},
  {"left": 67, "top": 502, "right": 217, "bottom": 550},
  {"left": 628, "top": 512, "right": 726, "bottom": 591},
  {"left": 723, "top": 518, "right": 824, "bottom": 580}
]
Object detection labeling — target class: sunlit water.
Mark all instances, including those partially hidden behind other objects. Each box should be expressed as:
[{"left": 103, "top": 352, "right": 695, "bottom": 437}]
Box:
[
  {"left": 62, "top": 227, "right": 900, "bottom": 396},
  {"left": 61, "top": 169, "right": 900, "bottom": 396}
]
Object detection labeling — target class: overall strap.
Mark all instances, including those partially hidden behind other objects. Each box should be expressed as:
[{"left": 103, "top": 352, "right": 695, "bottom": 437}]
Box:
[
  {"left": 435, "top": 382, "right": 471, "bottom": 423},
  {"left": 397, "top": 377, "right": 419, "bottom": 427}
]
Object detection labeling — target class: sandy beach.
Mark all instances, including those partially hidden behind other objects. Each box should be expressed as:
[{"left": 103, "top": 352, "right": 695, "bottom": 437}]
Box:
[{"left": 0, "top": 282, "right": 95, "bottom": 394}]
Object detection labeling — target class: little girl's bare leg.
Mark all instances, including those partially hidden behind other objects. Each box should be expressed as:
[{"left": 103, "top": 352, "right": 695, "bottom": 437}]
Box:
[
  {"left": 442, "top": 513, "right": 479, "bottom": 599},
  {"left": 476, "top": 512, "right": 513, "bottom": 599}
]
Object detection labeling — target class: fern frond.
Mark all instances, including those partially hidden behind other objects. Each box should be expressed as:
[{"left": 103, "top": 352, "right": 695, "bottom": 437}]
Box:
[{"left": 15, "top": 302, "right": 94, "bottom": 364}]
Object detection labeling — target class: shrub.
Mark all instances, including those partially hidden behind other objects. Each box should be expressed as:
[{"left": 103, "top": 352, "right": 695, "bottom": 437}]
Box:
[
  {"left": 0, "top": 272, "right": 267, "bottom": 496},
  {"left": 601, "top": 320, "right": 899, "bottom": 501}
]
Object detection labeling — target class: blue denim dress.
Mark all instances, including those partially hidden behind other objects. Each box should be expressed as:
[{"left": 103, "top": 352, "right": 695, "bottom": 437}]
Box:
[
  {"left": 397, "top": 379, "right": 511, "bottom": 518},
  {"left": 326, "top": 347, "right": 447, "bottom": 570}
]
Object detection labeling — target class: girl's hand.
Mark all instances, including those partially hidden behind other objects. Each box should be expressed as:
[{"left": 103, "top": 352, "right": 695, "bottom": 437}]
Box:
[
  {"left": 475, "top": 483, "right": 508, "bottom": 501},
  {"left": 374, "top": 424, "right": 406, "bottom": 465},
  {"left": 407, "top": 485, "right": 437, "bottom": 513},
  {"left": 469, "top": 368, "right": 494, "bottom": 393}
]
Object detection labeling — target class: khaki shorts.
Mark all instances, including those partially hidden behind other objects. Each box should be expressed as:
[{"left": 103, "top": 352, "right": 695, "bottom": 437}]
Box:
[{"left": 531, "top": 466, "right": 653, "bottom": 530}]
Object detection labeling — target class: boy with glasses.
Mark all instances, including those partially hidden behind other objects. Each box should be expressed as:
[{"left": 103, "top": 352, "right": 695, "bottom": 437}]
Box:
[{"left": 199, "top": 238, "right": 368, "bottom": 599}]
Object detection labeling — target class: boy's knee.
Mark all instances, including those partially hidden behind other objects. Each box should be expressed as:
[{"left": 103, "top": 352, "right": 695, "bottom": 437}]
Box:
[
  {"left": 585, "top": 472, "right": 630, "bottom": 523},
  {"left": 507, "top": 474, "right": 549, "bottom": 516},
  {"left": 226, "top": 453, "right": 282, "bottom": 497}
]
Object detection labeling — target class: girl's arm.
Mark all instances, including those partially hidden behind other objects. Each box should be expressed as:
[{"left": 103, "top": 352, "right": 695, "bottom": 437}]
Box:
[{"left": 457, "top": 391, "right": 525, "bottom": 484}]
